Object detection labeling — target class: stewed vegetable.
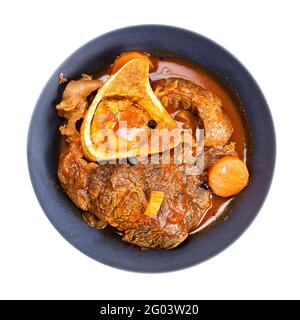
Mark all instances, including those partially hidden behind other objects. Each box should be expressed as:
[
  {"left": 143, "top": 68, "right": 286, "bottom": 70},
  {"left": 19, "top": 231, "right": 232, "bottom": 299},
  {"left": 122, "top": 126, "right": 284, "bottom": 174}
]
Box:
[{"left": 208, "top": 156, "right": 249, "bottom": 197}]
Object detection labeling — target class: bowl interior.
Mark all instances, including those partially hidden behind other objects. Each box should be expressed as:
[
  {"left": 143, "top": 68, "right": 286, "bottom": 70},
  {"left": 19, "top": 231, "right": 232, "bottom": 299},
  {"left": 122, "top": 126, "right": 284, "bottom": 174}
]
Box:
[{"left": 27, "top": 25, "right": 275, "bottom": 272}]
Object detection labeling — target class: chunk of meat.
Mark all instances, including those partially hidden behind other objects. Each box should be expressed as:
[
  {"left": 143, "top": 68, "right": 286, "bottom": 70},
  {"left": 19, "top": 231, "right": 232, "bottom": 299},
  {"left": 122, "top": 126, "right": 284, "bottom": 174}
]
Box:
[
  {"left": 58, "top": 138, "right": 97, "bottom": 211},
  {"left": 154, "top": 78, "right": 233, "bottom": 146},
  {"left": 204, "top": 142, "right": 237, "bottom": 170},
  {"left": 59, "top": 141, "right": 211, "bottom": 248},
  {"left": 84, "top": 161, "right": 211, "bottom": 249},
  {"left": 57, "top": 76, "right": 102, "bottom": 139}
]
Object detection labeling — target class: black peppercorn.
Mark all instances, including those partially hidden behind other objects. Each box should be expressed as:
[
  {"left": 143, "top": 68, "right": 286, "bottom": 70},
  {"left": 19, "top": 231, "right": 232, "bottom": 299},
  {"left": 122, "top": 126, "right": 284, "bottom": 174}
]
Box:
[
  {"left": 148, "top": 119, "right": 157, "bottom": 129},
  {"left": 202, "top": 181, "right": 210, "bottom": 190}
]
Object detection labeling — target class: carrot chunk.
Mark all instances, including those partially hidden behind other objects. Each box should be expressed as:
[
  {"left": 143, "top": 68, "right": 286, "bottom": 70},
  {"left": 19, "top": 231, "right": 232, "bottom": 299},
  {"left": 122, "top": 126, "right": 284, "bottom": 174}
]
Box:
[
  {"left": 208, "top": 156, "right": 249, "bottom": 197},
  {"left": 111, "top": 51, "right": 155, "bottom": 74}
]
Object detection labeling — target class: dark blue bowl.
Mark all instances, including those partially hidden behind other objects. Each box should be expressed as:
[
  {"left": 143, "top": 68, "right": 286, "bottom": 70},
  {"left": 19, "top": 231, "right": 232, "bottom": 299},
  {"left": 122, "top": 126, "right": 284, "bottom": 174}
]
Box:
[{"left": 27, "top": 25, "right": 276, "bottom": 273}]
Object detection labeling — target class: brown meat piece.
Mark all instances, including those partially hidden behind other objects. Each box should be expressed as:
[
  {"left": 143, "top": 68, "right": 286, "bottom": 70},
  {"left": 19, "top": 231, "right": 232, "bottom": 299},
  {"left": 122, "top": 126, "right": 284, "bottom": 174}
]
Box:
[
  {"left": 204, "top": 142, "right": 237, "bottom": 170},
  {"left": 83, "top": 160, "right": 211, "bottom": 249},
  {"left": 57, "top": 75, "right": 102, "bottom": 209},
  {"left": 57, "top": 77, "right": 237, "bottom": 249},
  {"left": 154, "top": 78, "right": 233, "bottom": 146},
  {"left": 59, "top": 142, "right": 211, "bottom": 248},
  {"left": 58, "top": 138, "right": 98, "bottom": 211},
  {"left": 57, "top": 76, "right": 102, "bottom": 140}
]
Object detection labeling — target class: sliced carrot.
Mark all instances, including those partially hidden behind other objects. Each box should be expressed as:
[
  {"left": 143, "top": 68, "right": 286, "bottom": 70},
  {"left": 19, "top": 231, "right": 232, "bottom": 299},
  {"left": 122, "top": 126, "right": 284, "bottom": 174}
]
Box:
[
  {"left": 208, "top": 156, "right": 249, "bottom": 197},
  {"left": 111, "top": 51, "right": 155, "bottom": 74}
]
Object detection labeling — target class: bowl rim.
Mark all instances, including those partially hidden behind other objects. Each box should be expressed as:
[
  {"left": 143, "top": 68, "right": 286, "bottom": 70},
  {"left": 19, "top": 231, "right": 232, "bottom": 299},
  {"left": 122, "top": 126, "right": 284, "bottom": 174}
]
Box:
[{"left": 27, "top": 24, "right": 276, "bottom": 273}]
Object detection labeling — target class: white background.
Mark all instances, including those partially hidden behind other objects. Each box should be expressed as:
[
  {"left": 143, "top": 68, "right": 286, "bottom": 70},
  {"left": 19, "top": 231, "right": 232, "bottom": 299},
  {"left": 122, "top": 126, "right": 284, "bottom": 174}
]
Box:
[{"left": 0, "top": 0, "right": 299, "bottom": 300}]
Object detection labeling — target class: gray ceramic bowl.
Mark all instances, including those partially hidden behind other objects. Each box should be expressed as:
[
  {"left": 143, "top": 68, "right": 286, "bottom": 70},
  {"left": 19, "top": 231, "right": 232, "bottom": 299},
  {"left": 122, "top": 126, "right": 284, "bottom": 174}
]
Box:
[{"left": 27, "top": 25, "right": 276, "bottom": 272}]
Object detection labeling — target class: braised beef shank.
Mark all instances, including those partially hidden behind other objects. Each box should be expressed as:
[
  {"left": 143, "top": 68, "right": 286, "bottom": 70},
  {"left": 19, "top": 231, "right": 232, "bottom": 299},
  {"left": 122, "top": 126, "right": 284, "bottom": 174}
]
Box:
[{"left": 57, "top": 76, "right": 236, "bottom": 249}]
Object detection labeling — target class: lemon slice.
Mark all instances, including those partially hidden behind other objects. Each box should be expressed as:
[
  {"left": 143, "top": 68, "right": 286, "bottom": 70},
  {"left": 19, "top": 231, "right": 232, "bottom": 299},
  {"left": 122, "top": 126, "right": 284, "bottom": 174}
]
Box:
[{"left": 81, "top": 58, "right": 180, "bottom": 161}]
